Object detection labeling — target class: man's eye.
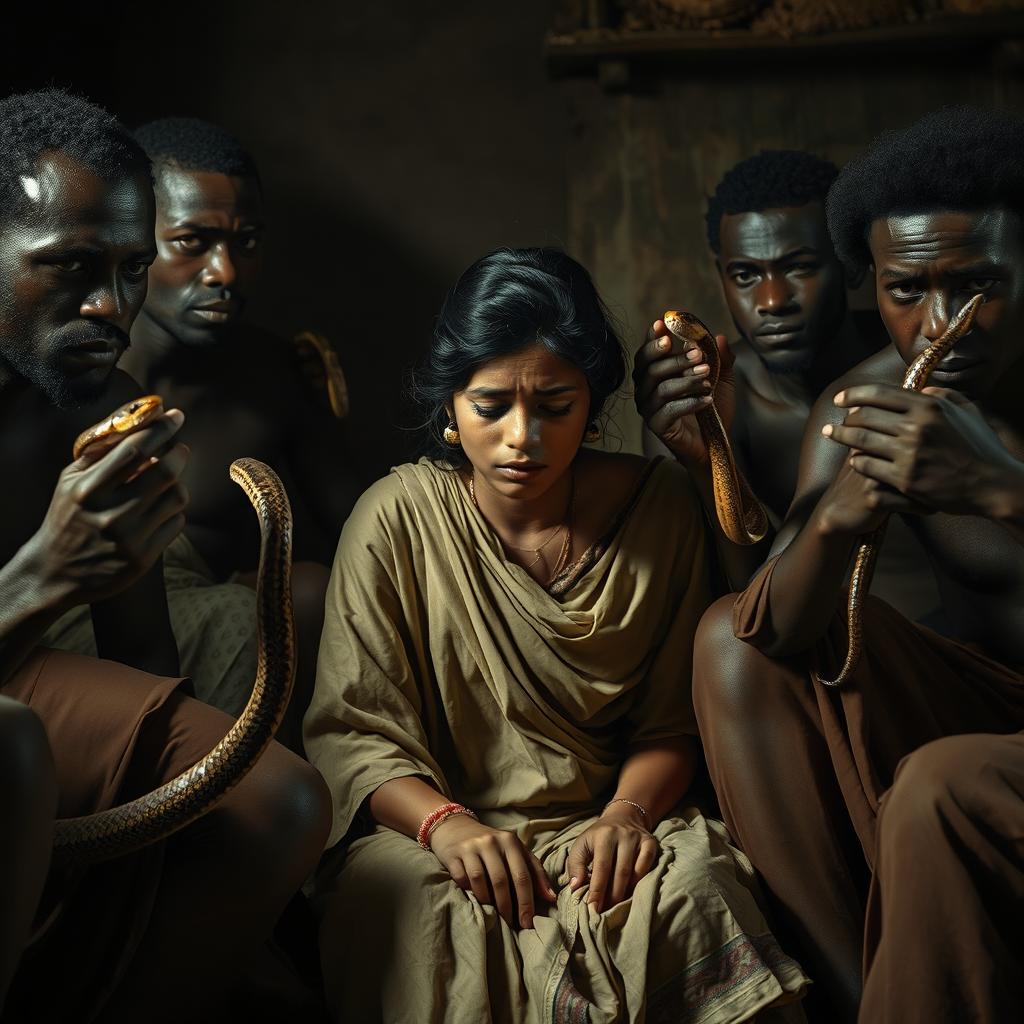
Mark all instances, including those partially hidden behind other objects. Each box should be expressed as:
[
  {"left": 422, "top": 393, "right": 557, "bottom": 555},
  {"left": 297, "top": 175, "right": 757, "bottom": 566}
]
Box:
[
  {"left": 122, "top": 261, "right": 149, "bottom": 280},
  {"left": 51, "top": 259, "right": 85, "bottom": 273},
  {"left": 731, "top": 271, "right": 758, "bottom": 286},
  {"left": 174, "top": 236, "right": 205, "bottom": 253},
  {"left": 238, "top": 235, "right": 260, "bottom": 252},
  {"left": 965, "top": 278, "right": 996, "bottom": 293},
  {"left": 788, "top": 263, "right": 820, "bottom": 276},
  {"left": 887, "top": 281, "right": 921, "bottom": 300}
]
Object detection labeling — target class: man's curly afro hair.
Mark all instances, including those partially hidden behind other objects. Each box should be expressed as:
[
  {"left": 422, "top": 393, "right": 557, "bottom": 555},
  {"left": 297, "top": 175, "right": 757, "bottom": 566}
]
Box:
[
  {"left": 826, "top": 105, "right": 1024, "bottom": 277},
  {"left": 0, "top": 88, "right": 149, "bottom": 226},
  {"left": 705, "top": 150, "right": 839, "bottom": 254},
  {"left": 134, "top": 117, "right": 259, "bottom": 184}
]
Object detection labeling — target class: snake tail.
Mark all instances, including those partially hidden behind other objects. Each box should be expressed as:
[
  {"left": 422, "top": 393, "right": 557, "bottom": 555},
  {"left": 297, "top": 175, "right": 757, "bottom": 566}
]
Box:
[
  {"left": 814, "top": 293, "right": 984, "bottom": 688},
  {"left": 52, "top": 458, "right": 296, "bottom": 864},
  {"left": 663, "top": 310, "right": 769, "bottom": 545}
]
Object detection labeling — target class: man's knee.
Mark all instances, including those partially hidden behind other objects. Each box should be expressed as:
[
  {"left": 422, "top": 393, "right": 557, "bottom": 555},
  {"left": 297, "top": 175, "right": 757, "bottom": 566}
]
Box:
[
  {"left": 0, "top": 698, "right": 57, "bottom": 813},
  {"left": 884, "top": 734, "right": 1003, "bottom": 839},
  {"left": 693, "top": 595, "right": 772, "bottom": 720},
  {"left": 226, "top": 743, "right": 331, "bottom": 876}
]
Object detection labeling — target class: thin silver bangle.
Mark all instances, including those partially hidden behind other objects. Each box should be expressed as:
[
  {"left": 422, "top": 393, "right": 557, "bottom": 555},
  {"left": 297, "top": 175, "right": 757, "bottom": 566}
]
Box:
[{"left": 604, "top": 798, "right": 650, "bottom": 824}]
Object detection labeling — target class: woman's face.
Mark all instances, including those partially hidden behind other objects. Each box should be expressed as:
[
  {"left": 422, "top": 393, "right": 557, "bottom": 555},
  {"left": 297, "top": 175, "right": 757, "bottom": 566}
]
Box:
[{"left": 451, "top": 342, "right": 591, "bottom": 501}]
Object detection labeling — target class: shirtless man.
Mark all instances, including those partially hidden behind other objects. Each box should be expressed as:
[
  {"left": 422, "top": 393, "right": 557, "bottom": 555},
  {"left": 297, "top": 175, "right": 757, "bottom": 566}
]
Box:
[
  {"left": 690, "top": 107, "right": 1024, "bottom": 1023},
  {"left": 115, "top": 117, "right": 357, "bottom": 746},
  {"left": 0, "top": 89, "right": 328, "bottom": 1022},
  {"left": 638, "top": 150, "right": 941, "bottom": 615}
]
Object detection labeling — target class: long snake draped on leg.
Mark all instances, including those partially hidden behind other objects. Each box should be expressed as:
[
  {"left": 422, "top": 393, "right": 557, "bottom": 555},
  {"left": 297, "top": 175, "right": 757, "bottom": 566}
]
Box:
[
  {"left": 813, "top": 293, "right": 984, "bottom": 688},
  {"left": 52, "top": 396, "right": 296, "bottom": 864},
  {"left": 663, "top": 310, "right": 769, "bottom": 545}
]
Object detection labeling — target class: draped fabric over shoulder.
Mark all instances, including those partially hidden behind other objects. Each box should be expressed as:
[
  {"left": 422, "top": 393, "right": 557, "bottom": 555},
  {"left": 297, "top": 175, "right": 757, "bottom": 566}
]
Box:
[{"left": 306, "top": 457, "right": 808, "bottom": 1024}]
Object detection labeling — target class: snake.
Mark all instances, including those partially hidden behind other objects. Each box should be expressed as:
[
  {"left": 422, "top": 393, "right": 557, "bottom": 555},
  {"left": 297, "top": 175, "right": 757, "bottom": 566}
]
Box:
[
  {"left": 53, "top": 396, "right": 296, "bottom": 864},
  {"left": 814, "top": 293, "right": 984, "bottom": 688},
  {"left": 292, "top": 330, "right": 350, "bottom": 420},
  {"left": 663, "top": 310, "right": 769, "bottom": 545}
]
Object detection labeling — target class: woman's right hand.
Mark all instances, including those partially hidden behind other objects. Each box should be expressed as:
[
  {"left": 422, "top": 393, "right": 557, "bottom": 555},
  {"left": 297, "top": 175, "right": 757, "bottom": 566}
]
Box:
[
  {"left": 25, "top": 411, "right": 189, "bottom": 610},
  {"left": 429, "top": 815, "right": 557, "bottom": 930}
]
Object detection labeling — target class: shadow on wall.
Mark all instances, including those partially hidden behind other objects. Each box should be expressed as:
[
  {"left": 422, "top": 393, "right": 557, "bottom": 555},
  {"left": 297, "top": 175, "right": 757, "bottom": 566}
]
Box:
[{"left": 253, "top": 175, "right": 450, "bottom": 480}]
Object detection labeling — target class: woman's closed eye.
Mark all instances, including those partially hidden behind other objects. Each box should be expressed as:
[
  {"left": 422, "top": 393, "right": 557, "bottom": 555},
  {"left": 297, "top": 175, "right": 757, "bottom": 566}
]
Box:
[{"left": 471, "top": 402, "right": 574, "bottom": 420}]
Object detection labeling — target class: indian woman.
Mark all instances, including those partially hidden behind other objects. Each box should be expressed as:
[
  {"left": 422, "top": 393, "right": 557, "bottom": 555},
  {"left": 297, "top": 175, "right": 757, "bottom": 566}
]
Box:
[{"left": 304, "top": 248, "right": 808, "bottom": 1023}]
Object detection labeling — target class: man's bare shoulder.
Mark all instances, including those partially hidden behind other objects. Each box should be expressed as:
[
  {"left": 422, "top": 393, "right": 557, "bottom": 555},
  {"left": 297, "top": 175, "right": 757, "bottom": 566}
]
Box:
[{"left": 808, "top": 345, "right": 904, "bottom": 430}]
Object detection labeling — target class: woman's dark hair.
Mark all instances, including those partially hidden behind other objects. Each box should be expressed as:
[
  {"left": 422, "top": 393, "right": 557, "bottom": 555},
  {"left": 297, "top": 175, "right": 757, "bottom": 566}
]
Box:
[{"left": 412, "top": 248, "right": 626, "bottom": 465}]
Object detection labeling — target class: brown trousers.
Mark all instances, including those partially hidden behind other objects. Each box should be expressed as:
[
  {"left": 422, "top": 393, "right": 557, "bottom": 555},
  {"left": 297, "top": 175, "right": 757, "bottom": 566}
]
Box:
[
  {"left": 692, "top": 559, "right": 1024, "bottom": 1024},
  {"left": 2, "top": 648, "right": 329, "bottom": 1024}
]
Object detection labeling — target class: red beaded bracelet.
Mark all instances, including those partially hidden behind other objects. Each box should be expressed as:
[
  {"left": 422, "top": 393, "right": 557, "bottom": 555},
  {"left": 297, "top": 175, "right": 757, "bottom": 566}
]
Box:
[{"left": 417, "top": 802, "right": 476, "bottom": 849}]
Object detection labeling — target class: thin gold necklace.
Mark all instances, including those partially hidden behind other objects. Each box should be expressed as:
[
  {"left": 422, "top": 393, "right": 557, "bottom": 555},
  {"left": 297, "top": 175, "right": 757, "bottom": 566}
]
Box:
[{"left": 469, "top": 473, "right": 575, "bottom": 579}]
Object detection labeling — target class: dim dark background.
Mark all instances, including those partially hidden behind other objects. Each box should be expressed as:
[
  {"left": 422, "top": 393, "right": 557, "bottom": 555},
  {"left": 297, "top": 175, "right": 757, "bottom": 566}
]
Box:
[{"left": 5, "top": 1, "right": 1024, "bottom": 475}]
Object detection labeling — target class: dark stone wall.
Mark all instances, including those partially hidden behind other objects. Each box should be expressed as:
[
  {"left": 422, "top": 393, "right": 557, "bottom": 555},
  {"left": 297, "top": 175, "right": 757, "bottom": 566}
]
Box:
[{"left": 2, "top": 2, "right": 568, "bottom": 478}]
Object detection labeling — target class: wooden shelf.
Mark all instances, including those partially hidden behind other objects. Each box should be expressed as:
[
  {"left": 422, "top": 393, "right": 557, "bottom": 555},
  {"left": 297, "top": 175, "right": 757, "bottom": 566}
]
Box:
[{"left": 545, "top": 12, "right": 1024, "bottom": 77}]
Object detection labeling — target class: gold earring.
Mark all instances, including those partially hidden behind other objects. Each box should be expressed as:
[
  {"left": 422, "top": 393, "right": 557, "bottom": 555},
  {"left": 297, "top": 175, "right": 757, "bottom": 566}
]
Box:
[
  {"left": 584, "top": 422, "right": 600, "bottom": 443},
  {"left": 443, "top": 422, "right": 460, "bottom": 446}
]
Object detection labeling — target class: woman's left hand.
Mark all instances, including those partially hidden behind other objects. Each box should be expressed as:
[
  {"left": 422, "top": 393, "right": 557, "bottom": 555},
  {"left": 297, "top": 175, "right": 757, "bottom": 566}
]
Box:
[{"left": 565, "top": 803, "right": 660, "bottom": 912}]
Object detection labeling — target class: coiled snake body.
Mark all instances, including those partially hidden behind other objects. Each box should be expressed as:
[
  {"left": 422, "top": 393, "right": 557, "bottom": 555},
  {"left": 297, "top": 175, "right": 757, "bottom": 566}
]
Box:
[
  {"left": 53, "top": 397, "right": 296, "bottom": 864},
  {"left": 664, "top": 310, "right": 768, "bottom": 546},
  {"left": 814, "top": 293, "right": 983, "bottom": 688}
]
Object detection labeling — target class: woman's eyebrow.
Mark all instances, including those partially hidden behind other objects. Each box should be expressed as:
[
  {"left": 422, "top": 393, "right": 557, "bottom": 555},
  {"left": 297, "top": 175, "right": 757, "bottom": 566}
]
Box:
[{"left": 465, "top": 384, "right": 579, "bottom": 398}]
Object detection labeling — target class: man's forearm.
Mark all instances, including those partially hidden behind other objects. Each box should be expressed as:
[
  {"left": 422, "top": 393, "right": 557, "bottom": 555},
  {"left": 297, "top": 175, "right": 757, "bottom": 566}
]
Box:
[
  {"left": 754, "top": 505, "right": 861, "bottom": 657},
  {"left": 0, "top": 545, "right": 66, "bottom": 686}
]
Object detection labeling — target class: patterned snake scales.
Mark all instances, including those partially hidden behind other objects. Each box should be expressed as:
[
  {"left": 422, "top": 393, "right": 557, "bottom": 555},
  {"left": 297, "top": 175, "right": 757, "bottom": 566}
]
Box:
[
  {"left": 52, "top": 395, "right": 296, "bottom": 864},
  {"left": 664, "top": 310, "right": 769, "bottom": 546},
  {"left": 814, "top": 293, "right": 983, "bottom": 687},
  {"left": 666, "top": 295, "right": 983, "bottom": 688}
]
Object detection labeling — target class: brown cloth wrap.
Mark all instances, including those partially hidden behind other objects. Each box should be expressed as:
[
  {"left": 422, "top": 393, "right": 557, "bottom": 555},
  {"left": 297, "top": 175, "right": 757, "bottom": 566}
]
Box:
[
  {"left": 2, "top": 648, "right": 232, "bottom": 1024},
  {"left": 697, "top": 554, "right": 1024, "bottom": 1023}
]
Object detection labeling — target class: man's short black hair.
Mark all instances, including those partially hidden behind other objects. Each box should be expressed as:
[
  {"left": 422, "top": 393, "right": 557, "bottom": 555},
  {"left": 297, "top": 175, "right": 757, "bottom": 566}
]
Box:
[
  {"left": 706, "top": 150, "right": 839, "bottom": 254},
  {"left": 0, "top": 88, "right": 149, "bottom": 226},
  {"left": 134, "top": 117, "right": 259, "bottom": 182},
  {"left": 826, "top": 105, "right": 1024, "bottom": 277}
]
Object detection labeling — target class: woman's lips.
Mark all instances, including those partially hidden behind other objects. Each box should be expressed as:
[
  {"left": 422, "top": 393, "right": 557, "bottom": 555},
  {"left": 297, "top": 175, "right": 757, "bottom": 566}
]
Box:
[{"left": 495, "top": 464, "right": 545, "bottom": 482}]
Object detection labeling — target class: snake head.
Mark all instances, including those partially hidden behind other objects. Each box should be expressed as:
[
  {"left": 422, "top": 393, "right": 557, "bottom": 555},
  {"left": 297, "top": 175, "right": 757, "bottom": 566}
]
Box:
[
  {"left": 663, "top": 310, "right": 713, "bottom": 345},
  {"left": 73, "top": 394, "right": 165, "bottom": 460}
]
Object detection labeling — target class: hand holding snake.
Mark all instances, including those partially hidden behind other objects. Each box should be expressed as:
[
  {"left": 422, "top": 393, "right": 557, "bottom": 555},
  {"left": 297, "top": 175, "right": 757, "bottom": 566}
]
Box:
[
  {"left": 52, "top": 396, "right": 297, "bottom": 862},
  {"left": 815, "top": 293, "right": 985, "bottom": 686},
  {"left": 29, "top": 398, "right": 190, "bottom": 612},
  {"left": 635, "top": 311, "right": 767, "bottom": 545}
]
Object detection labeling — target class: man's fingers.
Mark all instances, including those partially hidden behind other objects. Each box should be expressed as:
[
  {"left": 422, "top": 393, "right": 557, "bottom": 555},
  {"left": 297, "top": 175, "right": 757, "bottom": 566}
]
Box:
[
  {"left": 647, "top": 396, "right": 714, "bottom": 436},
  {"left": 80, "top": 410, "right": 186, "bottom": 491},
  {"left": 840, "top": 406, "right": 903, "bottom": 435},
  {"left": 834, "top": 385, "right": 914, "bottom": 412},
  {"left": 822, "top": 423, "right": 898, "bottom": 460},
  {"left": 921, "top": 385, "right": 971, "bottom": 406},
  {"left": 111, "top": 442, "right": 190, "bottom": 504}
]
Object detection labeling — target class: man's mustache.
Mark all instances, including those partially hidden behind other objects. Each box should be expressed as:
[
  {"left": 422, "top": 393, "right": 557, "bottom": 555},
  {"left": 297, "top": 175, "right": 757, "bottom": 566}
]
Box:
[{"left": 59, "top": 322, "right": 132, "bottom": 351}]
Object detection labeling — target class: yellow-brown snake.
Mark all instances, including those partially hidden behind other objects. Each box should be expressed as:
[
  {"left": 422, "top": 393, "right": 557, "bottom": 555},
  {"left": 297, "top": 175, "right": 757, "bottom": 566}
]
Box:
[
  {"left": 664, "top": 310, "right": 769, "bottom": 546},
  {"left": 54, "top": 396, "right": 296, "bottom": 863},
  {"left": 815, "top": 293, "right": 984, "bottom": 688}
]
